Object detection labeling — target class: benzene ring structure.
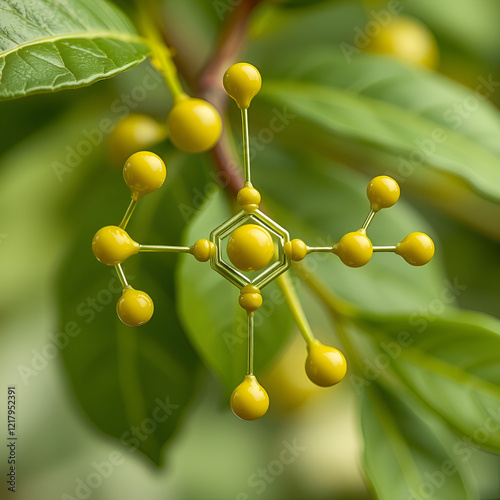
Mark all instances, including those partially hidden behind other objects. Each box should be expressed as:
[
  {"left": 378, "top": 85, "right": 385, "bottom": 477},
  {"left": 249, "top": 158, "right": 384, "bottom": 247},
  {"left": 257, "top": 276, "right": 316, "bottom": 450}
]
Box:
[{"left": 92, "top": 62, "right": 435, "bottom": 421}]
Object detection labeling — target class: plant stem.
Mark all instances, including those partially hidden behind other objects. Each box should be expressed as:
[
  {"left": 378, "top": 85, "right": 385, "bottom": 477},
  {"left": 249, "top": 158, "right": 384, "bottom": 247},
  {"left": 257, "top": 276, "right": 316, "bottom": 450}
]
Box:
[
  {"left": 277, "top": 273, "right": 315, "bottom": 346},
  {"left": 197, "top": 0, "right": 264, "bottom": 196},
  {"left": 136, "top": 2, "right": 186, "bottom": 100}
]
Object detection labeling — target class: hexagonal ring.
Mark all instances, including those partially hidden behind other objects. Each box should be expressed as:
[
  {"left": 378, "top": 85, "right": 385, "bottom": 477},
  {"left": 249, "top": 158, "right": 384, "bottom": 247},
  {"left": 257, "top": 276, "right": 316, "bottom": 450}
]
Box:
[{"left": 210, "top": 209, "right": 290, "bottom": 289}]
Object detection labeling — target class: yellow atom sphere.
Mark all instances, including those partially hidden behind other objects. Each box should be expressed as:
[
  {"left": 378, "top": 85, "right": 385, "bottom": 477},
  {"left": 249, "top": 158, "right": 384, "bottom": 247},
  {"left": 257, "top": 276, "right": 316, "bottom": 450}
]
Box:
[
  {"left": 116, "top": 287, "right": 154, "bottom": 327},
  {"left": 367, "top": 176, "right": 400, "bottom": 212},
  {"left": 284, "top": 239, "right": 308, "bottom": 261},
  {"left": 92, "top": 226, "right": 140, "bottom": 266},
  {"left": 396, "top": 232, "right": 435, "bottom": 266},
  {"left": 230, "top": 375, "right": 269, "bottom": 421},
  {"left": 239, "top": 284, "right": 263, "bottom": 312},
  {"left": 123, "top": 151, "right": 166, "bottom": 201},
  {"left": 108, "top": 114, "right": 167, "bottom": 164},
  {"left": 166, "top": 97, "right": 222, "bottom": 153},
  {"left": 367, "top": 15, "right": 439, "bottom": 69},
  {"left": 333, "top": 230, "right": 373, "bottom": 267},
  {"left": 227, "top": 224, "right": 274, "bottom": 272},
  {"left": 237, "top": 186, "right": 261, "bottom": 212},
  {"left": 192, "top": 239, "right": 216, "bottom": 262},
  {"left": 223, "top": 63, "right": 262, "bottom": 109},
  {"left": 305, "top": 340, "right": 347, "bottom": 387}
]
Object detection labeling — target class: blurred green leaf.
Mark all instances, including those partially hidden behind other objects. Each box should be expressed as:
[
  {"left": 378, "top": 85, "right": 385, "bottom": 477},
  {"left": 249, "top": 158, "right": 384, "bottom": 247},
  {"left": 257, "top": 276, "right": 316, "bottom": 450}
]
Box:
[
  {"left": 57, "top": 151, "right": 214, "bottom": 465},
  {"left": 355, "top": 310, "right": 500, "bottom": 452},
  {"left": 362, "top": 383, "right": 474, "bottom": 500},
  {"left": 177, "top": 190, "right": 293, "bottom": 395},
  {"left": 253, "top": 51, "right": 500, "bottom": 239},
  {"left": 402, "top": 0, "right": 500, "bottom": 64},
  {"left": 251, "top": 146, "right": 445, "bottom": 314},
  {"left": 0, "top": 0, "right": 150, "bottom": 100}
]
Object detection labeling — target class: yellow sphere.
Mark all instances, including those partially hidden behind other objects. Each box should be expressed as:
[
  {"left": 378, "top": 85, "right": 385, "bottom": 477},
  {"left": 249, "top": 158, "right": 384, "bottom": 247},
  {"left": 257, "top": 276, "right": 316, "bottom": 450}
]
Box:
[
  {"left": 108, "top": 114, "right": 166, "bottom": 164},
  {"left": 367, "top": 15, "right": 439, "bottom": 69},
  {"left": 284, "top": 239, "right": 308, "bottom": 261},
  {"left": 237, "top": 186, "right": 261, "bottom": 212},
  {"left": 230, "top": 375, "right": 269, "bottom": 420},
  {"left": 239, "top": 285, "right": 262, "bottom": 312},
  {"left": 367, "top": 176, "right": 400, "bottom": 212},
  {"left": 333, "top": 231, "right": 373, "bottom": 267},
  {"left": 227, "top": 224, "right": 274, "bottom": 272},
  {"left": 305, "top": 340, "right": 347, "bottom": 387},
  {"left": 223, "top": 63, "right": 262, "bottom": 109},
  {"left": 116, "top": 287, "right": 154, "bottom": 327},
  {"left": 192, "top": 239, "right": 216, "bottom": 262},
  {"left": 123, "top": 151, "right": 166, "bottom": 201},
  {"left": 92, "top": 226, "right": 139, "bottom": 265},
  {"left": 396, "top": 232, "right": 435, "bottom": 266},
  {"left": 166, "top": 97, "right": 222, "bottom": 153}
]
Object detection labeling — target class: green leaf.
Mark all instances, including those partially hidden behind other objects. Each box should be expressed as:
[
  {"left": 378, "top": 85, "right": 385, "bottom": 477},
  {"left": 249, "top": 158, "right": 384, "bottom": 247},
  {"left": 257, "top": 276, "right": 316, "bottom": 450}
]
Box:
[
  {"left": 177, "top": 190, "right": 293, "bottom": 394},
  {"left": 0, "top": 0, "right": 150, "bottom": 100},
  {"left": 254, "top": 51, "right": 500, "bottom": 239},
  {"left": 57, "top": 151, "right": 212, "bottom": 465},
  {"left": 355, "top": 309, "right": 500, "bottom": 453},
  {"left": 362, "top": 383, "right": 475, "bottom": 500},
  {"left": 251, "top": 146, "right": 445, "bottom": 314}
]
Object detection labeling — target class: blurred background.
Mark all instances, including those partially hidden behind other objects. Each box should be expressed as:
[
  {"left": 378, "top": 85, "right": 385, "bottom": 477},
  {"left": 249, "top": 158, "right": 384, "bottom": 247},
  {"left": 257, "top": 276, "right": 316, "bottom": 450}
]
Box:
[{"left": 1, "top": 0, "right": 500, "bottom": 499}]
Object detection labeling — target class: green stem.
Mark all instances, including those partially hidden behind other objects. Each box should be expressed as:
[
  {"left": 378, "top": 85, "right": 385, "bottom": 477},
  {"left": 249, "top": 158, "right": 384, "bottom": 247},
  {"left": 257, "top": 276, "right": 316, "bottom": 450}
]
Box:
[
  {"left": 114, "top": 264, "right": 128, "bottom": 289},
  {"left": 277, "top": 273, "right": 315, "bottom": 346},
  {"left": 119, "top": 199, "right": 137, "bottom": 229},
  {"left": 136, "top": 2, "right": 186, "bottom": 100},
  {"left": 247, "top": 313, "right": 255, "bottom": 375}
]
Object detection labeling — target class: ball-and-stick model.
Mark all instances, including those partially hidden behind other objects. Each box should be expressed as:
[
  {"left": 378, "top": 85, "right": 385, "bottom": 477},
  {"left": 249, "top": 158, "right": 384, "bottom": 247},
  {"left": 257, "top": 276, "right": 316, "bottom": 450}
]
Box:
[{"left": 92, "top": 62, "right": 435, "bottom": 420}]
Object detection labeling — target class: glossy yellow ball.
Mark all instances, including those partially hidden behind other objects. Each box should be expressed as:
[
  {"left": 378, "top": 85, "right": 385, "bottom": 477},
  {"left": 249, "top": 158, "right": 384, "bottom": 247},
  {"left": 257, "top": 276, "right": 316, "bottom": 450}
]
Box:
[
  {"left": 123, "top": 151, "right": 166, "bottom": 201},
  {"left": 230, "top": 375, "right": 269, "bottom": 420},
  {"left": 92, "top": 226, "right": 140, "bottom": 266},
  {"left": 116, "top": 287, "right": 154, "bottom": 327},
  {"left": 367, "top": 15, "right": 439, "bottom": 69},
  {"left": 223, "top": 63, "right": 262, "bottom": 109},
  {"left": 396, "top": 232, "right": 435, "bottom": 266},
  {"left": 333, "top": 230, "right": 373, "bottom": 267},
  {"left": 284, "top": 239, "right": 308, "bottom": 261},
  {"left": 239, "top": 285, "right": 262, "bottom": 312},
  {"left": 305, "top": 340, "right": 347, "bottom": 387},
  {"left": 367, "top": 176, "right": 400, "bottom": 212},
  {"left": 108, "top": 114, "right": 167, "bottom": 163},
  {"left": 227, "top": 224, "right": 274, "bottom": 272},
  {"left": 237, "top": 186, "right": 261, "bottom": 212},
  {"left": 192, "top": 239, "right": 216, "bottom": 262},
  {"left": 166, "top": 97, "right": 222, "bottom": 153}
]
